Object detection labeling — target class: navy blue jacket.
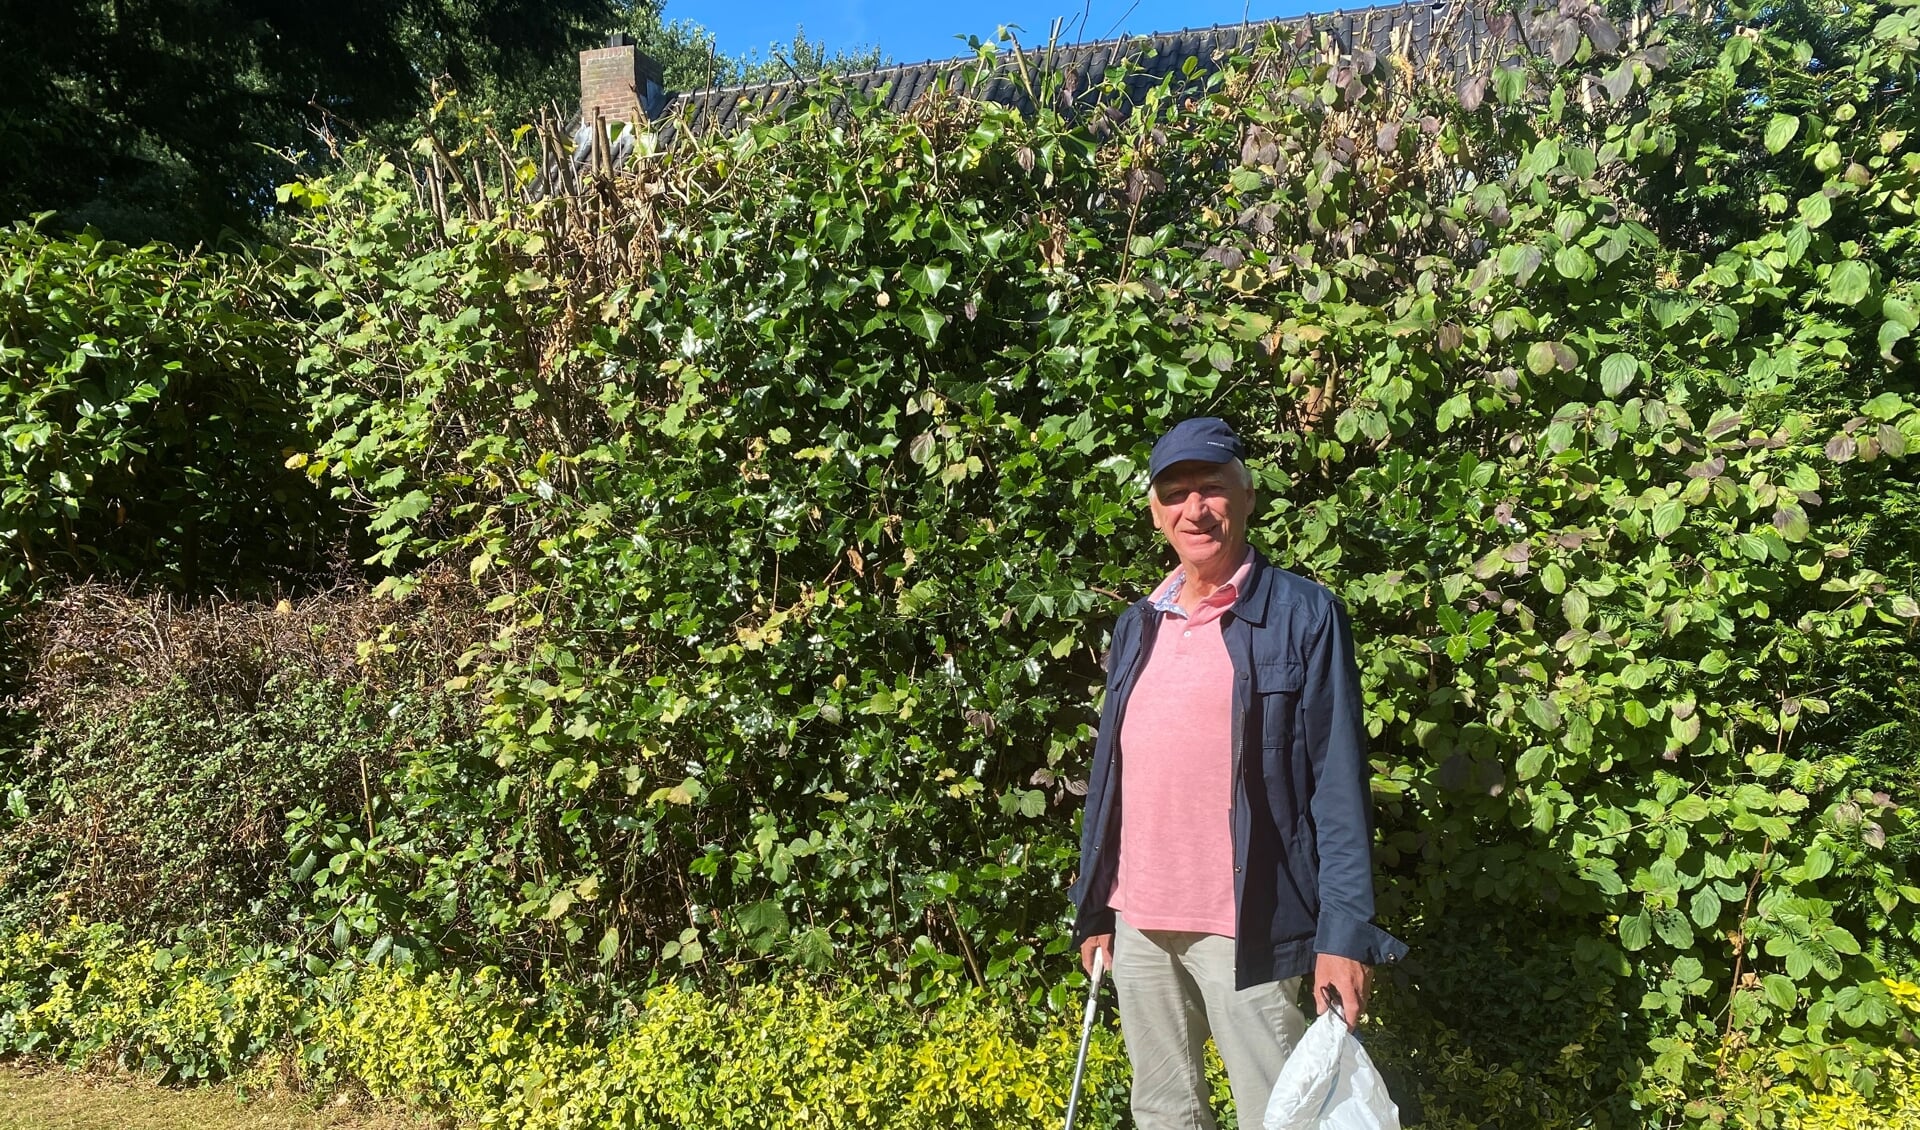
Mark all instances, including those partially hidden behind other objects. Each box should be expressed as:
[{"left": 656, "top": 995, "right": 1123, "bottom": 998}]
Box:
[{"left": 1068, "top": 550, "right": 1408, "bottom": 989}]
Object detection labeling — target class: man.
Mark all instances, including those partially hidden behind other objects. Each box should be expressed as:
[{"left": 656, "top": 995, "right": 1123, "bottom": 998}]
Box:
[{"left": 1068, "top": 416, "right": 1406, "bottom": 1129}]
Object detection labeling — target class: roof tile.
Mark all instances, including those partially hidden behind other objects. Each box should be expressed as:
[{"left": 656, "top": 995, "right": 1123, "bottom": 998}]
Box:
[{"left": 653, "top": 1, "right": 1591, "bottom": 138}]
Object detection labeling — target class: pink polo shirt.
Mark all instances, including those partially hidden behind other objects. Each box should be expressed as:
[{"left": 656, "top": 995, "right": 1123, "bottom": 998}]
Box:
[{"left": 1107, "top": 553, "right": 1252, "bottom": 937}]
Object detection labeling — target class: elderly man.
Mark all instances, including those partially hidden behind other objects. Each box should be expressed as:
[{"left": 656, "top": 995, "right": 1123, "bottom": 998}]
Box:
[{"left": 1068, "top": 417, "right": 1406, "bottom": 1129}]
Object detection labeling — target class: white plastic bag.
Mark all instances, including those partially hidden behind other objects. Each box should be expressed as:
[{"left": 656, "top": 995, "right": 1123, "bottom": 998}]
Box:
[{"left": 1263, "top": 1009, "right": 1400, "bottom": 1130}]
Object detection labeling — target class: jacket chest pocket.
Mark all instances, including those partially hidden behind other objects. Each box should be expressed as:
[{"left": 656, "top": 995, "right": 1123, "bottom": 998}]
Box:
[{"left": 1253, "top": 659, "right": 1304, "bottom": 751}]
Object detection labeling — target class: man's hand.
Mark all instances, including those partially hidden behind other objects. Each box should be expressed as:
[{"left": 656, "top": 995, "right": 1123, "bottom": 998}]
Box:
[
  {"left": 1081, "top": 933, "right": 1113, "bottom": 976},
  {"left": 1313, "top": 953, "right": 1371, "bottom": 1031}
]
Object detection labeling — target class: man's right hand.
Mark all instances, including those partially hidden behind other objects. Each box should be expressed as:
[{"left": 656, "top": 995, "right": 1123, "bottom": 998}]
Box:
[{"left": 1080, "top": 933, "right": 1112, "bottom": 975}]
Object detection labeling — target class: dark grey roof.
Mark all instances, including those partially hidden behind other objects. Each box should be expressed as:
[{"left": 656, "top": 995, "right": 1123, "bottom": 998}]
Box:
[{"left": 653, "top": 1, "right": 1558, "bottom": 138}]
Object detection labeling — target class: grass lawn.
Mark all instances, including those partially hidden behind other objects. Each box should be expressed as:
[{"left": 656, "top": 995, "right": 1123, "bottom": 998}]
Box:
[{"left": 0, "top": 1063, "right": 430, "bottom": 1130}]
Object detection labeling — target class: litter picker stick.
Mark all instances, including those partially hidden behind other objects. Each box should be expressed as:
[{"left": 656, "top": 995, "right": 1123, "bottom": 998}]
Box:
[{"left": 1063, "top": 945, "right": 1106, "bottom": 1130}]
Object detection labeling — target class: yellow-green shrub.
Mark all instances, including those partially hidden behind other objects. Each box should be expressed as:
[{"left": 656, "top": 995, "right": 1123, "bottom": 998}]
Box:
[
  {"left": 0, "top": 921, "right": 300, "bottom": 1081},
  {"left": 4, "top": 923, "right": 1128, "bottom": 1128},
  {"left": 9, "top": 922, "right": 1919, "bottom": 1129},
  {"left": 311, "top": 968, "right": 1127, "bottom": 1130},
  {"left": 1768, "top": 1054, "right": 1920, "bottom": 1130}
]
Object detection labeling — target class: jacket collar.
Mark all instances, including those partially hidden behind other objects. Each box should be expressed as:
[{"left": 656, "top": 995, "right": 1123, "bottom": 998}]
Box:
[{"left": 1231, "top": 547, "right": 1273, "bottom": 626}]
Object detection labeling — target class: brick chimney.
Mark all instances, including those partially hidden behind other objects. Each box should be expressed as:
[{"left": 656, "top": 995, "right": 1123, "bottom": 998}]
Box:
[{"left": 579, "top": 33, "right": 665, "bottom": 125}]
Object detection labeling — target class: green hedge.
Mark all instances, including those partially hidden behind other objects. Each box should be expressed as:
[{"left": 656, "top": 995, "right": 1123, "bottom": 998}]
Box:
[
  {"left": 4, "top": 1, "right": 1920, "bottom": 1125},
  {"left": 0, "top": 223, "right": 332, "bottom": 598},
  {"left": 275, "top": 0, "right": 1920, "bottom": 1117}
]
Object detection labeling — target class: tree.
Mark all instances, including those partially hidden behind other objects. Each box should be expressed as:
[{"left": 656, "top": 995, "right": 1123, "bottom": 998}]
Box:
[
  {"left": 731, "top": 27, "right": 891, "bottom": 87},
  {"left": 626, "top": 5, "right": 733, "bottom": 92},
  {"left": 0, "top": 0, "right": 616, "bottom": 243}
]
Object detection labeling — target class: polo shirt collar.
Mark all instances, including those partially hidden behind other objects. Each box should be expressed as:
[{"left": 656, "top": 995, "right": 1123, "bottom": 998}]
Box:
[{"left": 1149, "top": 548, "right": 1255, "bottom": 618}]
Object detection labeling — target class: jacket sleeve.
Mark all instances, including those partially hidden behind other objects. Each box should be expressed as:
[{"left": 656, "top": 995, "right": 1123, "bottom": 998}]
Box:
[
  {"left": 1302, "top": 598, "right": 1408, "bottom": 966},
  {"left": 1068, "top": 605, "right": 1132, "bottom": 942}
]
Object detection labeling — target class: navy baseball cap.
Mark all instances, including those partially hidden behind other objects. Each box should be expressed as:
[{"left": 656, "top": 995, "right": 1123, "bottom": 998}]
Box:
[{"left": 1148, "top": 417, "right": 1246, "bottom": 481}]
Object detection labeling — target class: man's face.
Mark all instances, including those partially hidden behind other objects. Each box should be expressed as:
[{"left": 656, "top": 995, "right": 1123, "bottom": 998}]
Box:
[{"left": 1148, "top": 460, "right": 1255, "bottom": 573}]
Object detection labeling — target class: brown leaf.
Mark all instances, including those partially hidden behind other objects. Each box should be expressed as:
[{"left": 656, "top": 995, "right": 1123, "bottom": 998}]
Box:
[
  {"left": 1551, "top": 22, "right": 1580, "bottom": 66},
  {"left": 1585, "top": 16, "right": 1622, "bottom": 54}
]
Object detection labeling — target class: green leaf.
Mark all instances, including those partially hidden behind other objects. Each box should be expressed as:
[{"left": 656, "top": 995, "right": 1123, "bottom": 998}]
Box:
[
  {"left": 1826, "top": 260, "right": 1872, "bottom": 306},
  {"left": 902, "top": 261, "right": 951, "bottom": 296},
  {"left": 1516, "top": 746, "right": 1552, "bottom": 781},
  {"left": 1689, "top": 887, "right": 1723, "bottom": 928},
  {"left": 1562, "top": 589, "right": 1590, "bottom": 628},
  {"left": 1599, "top": 352, "right": 1638, "bottom": 398},
  {"left": 385, "top": 490, "right": 432, "bottom": 523},
  {"left": 1671, "top": 796, "right": 1710, "bottom": 823},
  {"left": 1499, "top": 243, "right": 1544, "bottom": 284},
  {"left": 1523, "top": 695, "right": 1563, "bottom": 733},
  {"left": 1493, "top": 65, "right": 1528, "bottom": 105},
  {"left": 1554, "top": 245, "right": 1595, "bottom": 280},
  {"left": 792, "top": 927, "right": 834, "bottom": 971},
  {"left": 735, "top": 899, "right": 790, "bottom": 954},
  {"left": 1773, "top": 504, "right": 1810, "bottom": 542},
  {"left": 1763, "top": 974, "right": 1799, "bottom": 1011},
  {"left": 1798, "top": 192, "right": 1832, "bottom": 229},
  {"left": 1764, "top": 114, "right": 1800, "bottom": 154},
  {"left": 909, "top": 306, "right": 948, "bottom": 344},
  {"left": 1880, "top": 320, "right": 1909, "bottom": 361},
  {"left": 1863, "top": 391, "right": 1909, "bottom": 420},
  {"left": 1619, "top": 911, "right": 1653, "bottom": 951},
  {"left": 1654, "top": 909, "right": 1694, "bottom": 949},
  {"left": 1652, "top": 499, "right": 1686, "bottom": 539}
]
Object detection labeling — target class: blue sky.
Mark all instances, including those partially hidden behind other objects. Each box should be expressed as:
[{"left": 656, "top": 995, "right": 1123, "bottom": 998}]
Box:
[{"left": 670, "top": 0, "right": 1323, "bottom": 67}]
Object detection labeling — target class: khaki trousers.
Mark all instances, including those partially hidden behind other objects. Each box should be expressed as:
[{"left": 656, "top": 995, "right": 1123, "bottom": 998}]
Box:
[{"left": 1111, "top": 913, "right": 1308, "bottom": 1130}]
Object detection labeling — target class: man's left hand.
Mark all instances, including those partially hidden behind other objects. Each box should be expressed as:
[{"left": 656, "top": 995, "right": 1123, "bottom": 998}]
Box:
[{"left": 1313, "top": 953, "right": 1371, "bottom": 1031}]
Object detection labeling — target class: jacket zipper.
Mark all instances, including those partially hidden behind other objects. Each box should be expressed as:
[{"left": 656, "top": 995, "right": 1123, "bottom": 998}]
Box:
[{"left": 1228, "top": 614, "right": 1246, "bottom": 899}]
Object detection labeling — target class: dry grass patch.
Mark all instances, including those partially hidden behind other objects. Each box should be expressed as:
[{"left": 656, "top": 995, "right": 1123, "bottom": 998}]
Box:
[{"left": 0, "top": 1063, "right": 434, "bottom": 1130}]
